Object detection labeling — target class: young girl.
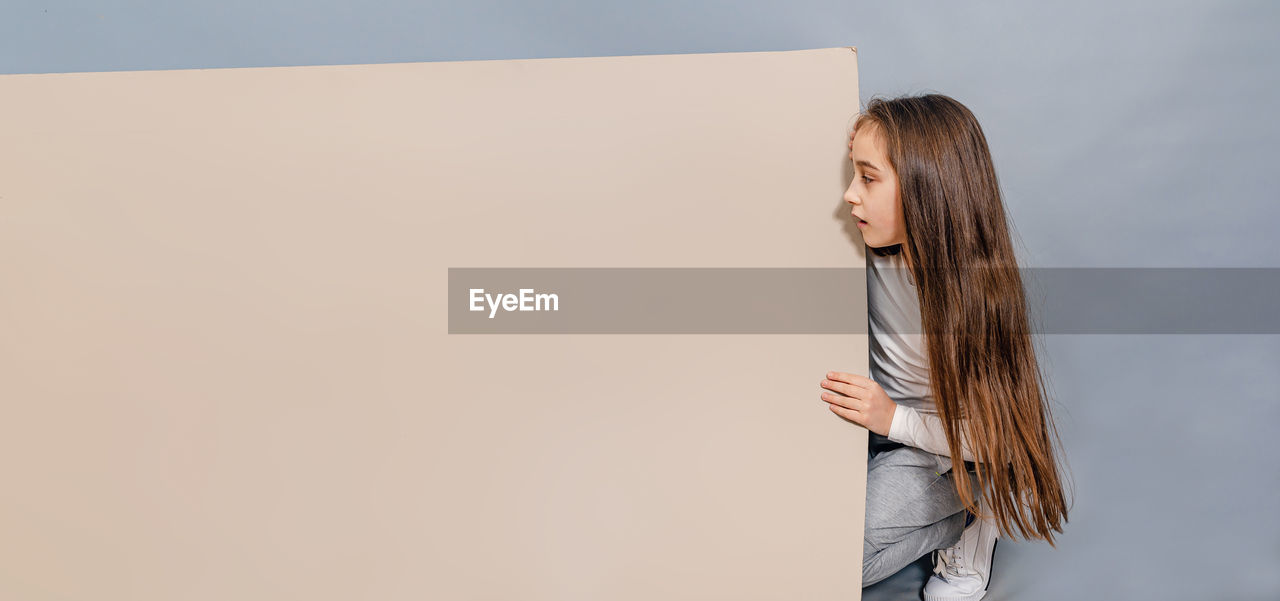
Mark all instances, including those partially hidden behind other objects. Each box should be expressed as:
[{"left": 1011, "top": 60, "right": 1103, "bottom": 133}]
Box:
[{"left": 817, "top": 94, "right": 1071, "bottom": 601}]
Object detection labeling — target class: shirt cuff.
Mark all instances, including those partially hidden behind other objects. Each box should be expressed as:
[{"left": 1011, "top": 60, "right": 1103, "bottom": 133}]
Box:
[{"left": 887, "top": 404, "right": 912, "bottom": 443}]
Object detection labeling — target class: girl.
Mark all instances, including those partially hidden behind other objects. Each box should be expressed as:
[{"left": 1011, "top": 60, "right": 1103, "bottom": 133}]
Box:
[{"left": 817, "top": 94, "right": 1071, "bottom": 601}]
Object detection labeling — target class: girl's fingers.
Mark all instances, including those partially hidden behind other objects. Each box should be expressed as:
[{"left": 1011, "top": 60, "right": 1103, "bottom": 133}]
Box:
[
  {"left": 828, "top": 402, "right": 865, "bottom": 425},
  {"left": 825, "top": 371, "right": 870, "bottom": 389},
  {"left": 820, "top": 391, "right": 869, "bottom": 413},
  {"left": 819, "top": 391, "right": 852, "bottom": 408},
  {"left": 820, "top": 378, "right": 863, "bottom": 399}
]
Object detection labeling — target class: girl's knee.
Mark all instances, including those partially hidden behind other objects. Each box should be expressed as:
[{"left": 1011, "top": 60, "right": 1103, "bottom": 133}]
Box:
[
  {"left": 861, "top": 544, "right": 886, "bottom": 587},
  {"left": 860, "top": 540, "right": 900, "bottom": 588},
  {"left": 863, "top": 521, "right": 895, "bottom": 551}
]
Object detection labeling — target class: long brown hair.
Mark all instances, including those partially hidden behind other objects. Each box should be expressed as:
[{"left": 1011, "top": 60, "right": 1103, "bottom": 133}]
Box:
[{"left": 857, "top": 93, "right": 1072, "bottom": 544}]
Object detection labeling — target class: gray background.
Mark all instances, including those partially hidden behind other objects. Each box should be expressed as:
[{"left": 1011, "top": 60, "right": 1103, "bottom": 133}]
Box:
[{"left": 4, "top": 1, "right": 1277, "bottom": 599}]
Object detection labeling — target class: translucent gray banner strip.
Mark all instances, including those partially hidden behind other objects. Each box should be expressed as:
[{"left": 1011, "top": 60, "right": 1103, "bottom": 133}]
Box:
[{"left": 447, "top": 268, "right": 1280, "bottom": 334}]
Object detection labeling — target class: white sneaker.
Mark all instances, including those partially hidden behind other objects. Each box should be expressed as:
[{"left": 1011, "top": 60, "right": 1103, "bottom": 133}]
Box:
[{"left": 922, "top": 510, "right": 999, "bottom": 601}]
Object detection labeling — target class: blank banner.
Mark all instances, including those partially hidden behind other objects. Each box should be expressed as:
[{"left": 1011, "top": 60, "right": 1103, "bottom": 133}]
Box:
[{"left": 0, "top": 47, "right": 869, "bottom": 600}]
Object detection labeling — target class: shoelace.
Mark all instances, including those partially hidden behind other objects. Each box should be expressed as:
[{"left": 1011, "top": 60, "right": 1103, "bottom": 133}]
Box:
[{"left": 934, "top": 546, "right": 964, "bottom": 578}]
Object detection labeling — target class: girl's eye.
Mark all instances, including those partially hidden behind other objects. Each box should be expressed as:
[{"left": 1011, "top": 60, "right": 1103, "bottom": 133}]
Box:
[{"left": 861, "top": 175, "right": 873, "bottom": 184}]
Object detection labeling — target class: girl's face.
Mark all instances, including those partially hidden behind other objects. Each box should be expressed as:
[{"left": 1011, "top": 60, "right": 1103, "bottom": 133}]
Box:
[{"left": 844, "top": 123, "right": 907, "bottom": 249}]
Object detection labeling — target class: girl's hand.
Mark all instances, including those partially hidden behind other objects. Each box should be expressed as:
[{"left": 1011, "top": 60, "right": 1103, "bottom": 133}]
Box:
[{"left": 819, "top": 371, "right": 897, "bottom": 437}]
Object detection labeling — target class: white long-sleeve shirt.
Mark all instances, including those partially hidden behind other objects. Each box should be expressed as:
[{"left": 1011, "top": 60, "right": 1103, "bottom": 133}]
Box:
[{"left": 867, "top": 248, "right": 977, "bottom": 463}]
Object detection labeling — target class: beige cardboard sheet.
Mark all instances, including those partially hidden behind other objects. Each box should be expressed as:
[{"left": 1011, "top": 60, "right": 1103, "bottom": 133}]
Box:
[{"left": 0, "top": 47, "right": 869, "bottom": 600}]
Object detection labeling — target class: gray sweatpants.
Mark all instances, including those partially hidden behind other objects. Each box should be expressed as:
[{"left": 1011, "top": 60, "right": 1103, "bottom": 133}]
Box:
[{"left": 862, "top": 434, "right": 980, "bottom": 587}]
